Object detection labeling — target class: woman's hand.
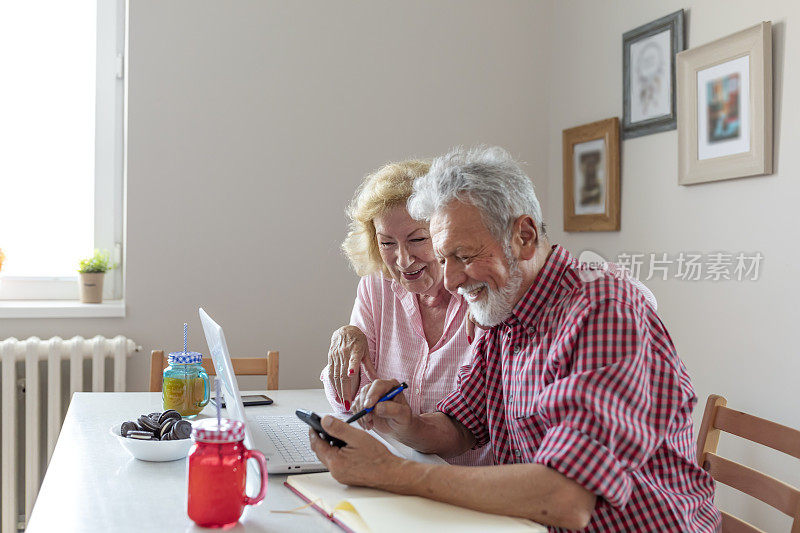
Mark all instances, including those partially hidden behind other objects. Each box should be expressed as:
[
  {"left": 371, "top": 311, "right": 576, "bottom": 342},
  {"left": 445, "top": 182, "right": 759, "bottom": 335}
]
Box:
[
  {"left": 327, "top": 326, "right": 376, "bottom": 409},
  {"left": 463, "top": 309, "right": 489, "bottom": 344}
]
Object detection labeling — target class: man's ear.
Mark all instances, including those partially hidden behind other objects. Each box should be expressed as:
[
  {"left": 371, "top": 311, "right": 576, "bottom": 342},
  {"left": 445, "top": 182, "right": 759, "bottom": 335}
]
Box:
[{"left": 511, "top": 215, "right": 538, "bottom": 261}]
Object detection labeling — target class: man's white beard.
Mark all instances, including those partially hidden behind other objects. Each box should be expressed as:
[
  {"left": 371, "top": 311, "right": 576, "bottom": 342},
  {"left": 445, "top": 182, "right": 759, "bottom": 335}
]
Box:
[{"left": 459, "top": 259, "right": 524, "bottom": 327}]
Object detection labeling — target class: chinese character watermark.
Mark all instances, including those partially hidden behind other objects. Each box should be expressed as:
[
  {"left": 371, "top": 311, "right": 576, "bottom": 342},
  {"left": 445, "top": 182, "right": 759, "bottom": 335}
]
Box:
[{"left": 578, "top": 250, "right": 763, "bottom": 282}]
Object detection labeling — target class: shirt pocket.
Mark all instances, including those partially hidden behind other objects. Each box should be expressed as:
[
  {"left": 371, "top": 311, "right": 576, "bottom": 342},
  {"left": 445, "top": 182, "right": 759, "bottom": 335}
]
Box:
[{"left": 508, "top": 411, "right": 550, "bottom": 462}]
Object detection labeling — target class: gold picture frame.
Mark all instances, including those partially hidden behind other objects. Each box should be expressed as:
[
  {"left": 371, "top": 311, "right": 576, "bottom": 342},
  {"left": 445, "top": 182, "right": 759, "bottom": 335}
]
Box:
[
  {"left": 562, "top": 117, "right": 620, "bottom": 232},
  {"left": 677, "top": 22, "right": 772, "bottom": 185}
]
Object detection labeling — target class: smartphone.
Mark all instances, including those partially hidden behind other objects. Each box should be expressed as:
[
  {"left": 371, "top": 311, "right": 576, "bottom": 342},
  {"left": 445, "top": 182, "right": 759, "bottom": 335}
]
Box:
[
  {"left": 295, "top": 409, "right": 347, "bottom": 448},
  {"left": 210, "top": 394, "right": 273, "bottom": 408}
]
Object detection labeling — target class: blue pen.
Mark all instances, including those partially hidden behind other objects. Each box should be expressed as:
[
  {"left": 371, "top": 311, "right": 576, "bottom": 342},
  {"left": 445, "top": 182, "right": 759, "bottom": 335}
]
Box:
[{"left": 345, "top": 382, "right": 408, "bottom": 423}]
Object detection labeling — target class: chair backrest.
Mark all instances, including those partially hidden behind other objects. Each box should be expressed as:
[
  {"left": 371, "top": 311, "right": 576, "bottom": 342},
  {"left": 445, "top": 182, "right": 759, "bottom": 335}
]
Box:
[
  {"left": 697, "top": 394, "right": 800, "bottom": 533},
  {"left": 149, "top": 349, "right": 279, "bottom": 392}
]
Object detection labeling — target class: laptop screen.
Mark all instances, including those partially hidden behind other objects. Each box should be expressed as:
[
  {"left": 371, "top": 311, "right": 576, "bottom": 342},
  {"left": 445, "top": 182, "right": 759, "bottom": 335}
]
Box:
[{"left": 199, "top": 307, "right": 253, "bottom": 448}]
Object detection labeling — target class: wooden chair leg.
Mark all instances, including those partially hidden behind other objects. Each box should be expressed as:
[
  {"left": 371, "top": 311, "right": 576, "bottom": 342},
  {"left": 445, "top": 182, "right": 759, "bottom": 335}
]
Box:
[
  {"left": 266, "top": 350, "right": 279, "bottom": 390},
  {"left": 149, "top": 350, "right": 165, "bottom": 392}
]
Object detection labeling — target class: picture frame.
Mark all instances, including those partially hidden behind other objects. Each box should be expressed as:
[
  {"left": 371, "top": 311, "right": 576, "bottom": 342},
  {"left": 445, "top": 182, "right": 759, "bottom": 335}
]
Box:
[
  {"left": 622, "top": 10, "right": 685, "bottom": 139},
  {"left": 563, "top": 117, "right": 620, "bottom": 232},
  {"left": 677, "top": 22, "right": 772, "bottom": 185}
]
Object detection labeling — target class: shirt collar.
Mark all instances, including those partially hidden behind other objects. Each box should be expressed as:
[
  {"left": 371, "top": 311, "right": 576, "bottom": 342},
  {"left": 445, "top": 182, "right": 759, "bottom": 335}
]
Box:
[
  {"left": 388, "top": 274, "right": 465, "bottom": 337},
  {"left": 386, "top": 275, "right": 416, "bottom": 312},
  {"left": 506, "top": 245, "right": 573, "bottom": 327}
]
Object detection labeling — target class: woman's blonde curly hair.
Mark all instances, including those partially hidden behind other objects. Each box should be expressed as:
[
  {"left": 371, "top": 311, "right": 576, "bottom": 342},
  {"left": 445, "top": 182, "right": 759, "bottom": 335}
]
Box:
[{"left": 342, "top": 159, "right": 431, "bottom": 277}]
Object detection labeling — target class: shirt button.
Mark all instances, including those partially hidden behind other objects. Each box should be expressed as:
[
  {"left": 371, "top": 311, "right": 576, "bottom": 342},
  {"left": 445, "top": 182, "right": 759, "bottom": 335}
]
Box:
[{"left": 416, "top": 388, "right": 421, "bottom": 394}]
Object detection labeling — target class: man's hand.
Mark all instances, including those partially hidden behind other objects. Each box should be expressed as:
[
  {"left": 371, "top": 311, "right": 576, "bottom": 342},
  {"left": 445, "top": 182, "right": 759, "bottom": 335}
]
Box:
[
  {"left": 311, "top": 416, "right": 595, "bottom": 530},
  {"left": 309, "top": 415, "right": 405, "bottom": 487},
  {"left": 351, "top": 379, "right": 414, "bottom": 436},
  {"left": 327, "top": 326, "right": 376, "bottom": 409}
]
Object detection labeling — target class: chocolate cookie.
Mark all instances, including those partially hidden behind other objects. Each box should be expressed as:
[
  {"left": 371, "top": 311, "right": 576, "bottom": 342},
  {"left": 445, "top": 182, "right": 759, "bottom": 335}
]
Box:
[
  {"left": 171, "top": 420, "right": 192, "bottom": 440},
  {"left": 138, "top": 414, "right": 160, "bottom": 432},
  {"left": 120, "top": 421, "right": 138, "bottom": 437},
  {"left": 128, "top": 431, "right": 155, "bottom": 440},
  {"left": 158, "top": 410, "right": 181, "bottom": 425},
  {"left": 159, "top": 418, "right": 176, "bottom": 440}
]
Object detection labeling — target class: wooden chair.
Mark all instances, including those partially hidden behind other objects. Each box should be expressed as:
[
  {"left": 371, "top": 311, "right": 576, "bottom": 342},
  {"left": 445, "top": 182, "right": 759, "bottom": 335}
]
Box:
[
  {"left": 149, "top": 349, "right": 279, "bottom": 392},
  {"left": 697, "top": 394, "right": 800, "bottom": 532}
]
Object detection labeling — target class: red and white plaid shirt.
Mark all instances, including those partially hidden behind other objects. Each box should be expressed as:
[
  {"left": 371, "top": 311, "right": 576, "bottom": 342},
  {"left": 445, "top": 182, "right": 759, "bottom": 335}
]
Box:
[{"left": 438, "top": 246, "right": 720, "bottom": 532}]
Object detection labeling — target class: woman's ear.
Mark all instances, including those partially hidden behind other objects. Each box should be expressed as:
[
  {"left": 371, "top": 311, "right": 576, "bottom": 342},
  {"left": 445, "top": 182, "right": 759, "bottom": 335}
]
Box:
[{"left": 512, "top": 215, "right": 538, "bottom": 261}]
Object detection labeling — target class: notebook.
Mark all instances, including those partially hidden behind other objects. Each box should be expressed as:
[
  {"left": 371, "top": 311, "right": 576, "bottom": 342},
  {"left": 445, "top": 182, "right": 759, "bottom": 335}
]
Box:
[{"left": 284, "top": 471, "right": 546, "bottom": 533}]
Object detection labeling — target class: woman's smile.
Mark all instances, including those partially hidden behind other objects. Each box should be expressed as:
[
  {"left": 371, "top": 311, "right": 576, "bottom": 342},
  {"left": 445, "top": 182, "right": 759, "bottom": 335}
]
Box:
[{"left": 400, "top": 266, "right": 425, "bottom": 280}]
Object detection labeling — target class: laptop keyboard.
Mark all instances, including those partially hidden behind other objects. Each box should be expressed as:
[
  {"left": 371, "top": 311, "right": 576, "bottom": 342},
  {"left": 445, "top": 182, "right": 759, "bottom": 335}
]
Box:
[{"left": 254, "top": 415, "right": 319, "bottom": 464}]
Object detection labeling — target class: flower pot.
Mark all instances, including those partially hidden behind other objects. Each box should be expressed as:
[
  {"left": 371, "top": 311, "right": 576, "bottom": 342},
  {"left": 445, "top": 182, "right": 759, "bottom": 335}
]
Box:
[{"left": 79, "top": 272, "right": 105, "bottom": 303}]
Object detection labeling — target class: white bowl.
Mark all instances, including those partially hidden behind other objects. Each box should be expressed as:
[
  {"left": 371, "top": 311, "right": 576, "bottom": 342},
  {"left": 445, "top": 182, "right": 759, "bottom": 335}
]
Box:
[{"left": 110, "top": 424, "right": 193, "bottom": 462}]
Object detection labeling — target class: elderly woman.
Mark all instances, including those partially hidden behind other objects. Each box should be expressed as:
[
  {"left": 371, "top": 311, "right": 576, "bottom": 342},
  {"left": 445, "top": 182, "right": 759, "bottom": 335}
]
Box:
[{"left": 321, "top": 159, "right": 492, "bottom": 466}]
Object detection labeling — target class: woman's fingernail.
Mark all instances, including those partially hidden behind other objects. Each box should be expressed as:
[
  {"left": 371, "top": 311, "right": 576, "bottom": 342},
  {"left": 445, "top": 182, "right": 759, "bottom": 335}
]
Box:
[
  {"left": 348, "top": 369, "right": 355, "bottom": 376},
  {"left": 344, "top": 401, "right": 351, "bottom": 410}
]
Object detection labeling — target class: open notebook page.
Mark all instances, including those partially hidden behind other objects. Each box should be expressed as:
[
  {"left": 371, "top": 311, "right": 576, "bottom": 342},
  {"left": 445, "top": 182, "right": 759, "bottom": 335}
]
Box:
[{"left": 286, "top": 472, "right": 545, "bottom": 533}]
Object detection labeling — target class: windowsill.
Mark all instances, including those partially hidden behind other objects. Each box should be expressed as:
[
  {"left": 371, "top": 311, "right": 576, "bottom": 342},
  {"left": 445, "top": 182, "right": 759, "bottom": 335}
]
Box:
[{"left": 0, "top": 299, "right": 126, "bottom": 318}]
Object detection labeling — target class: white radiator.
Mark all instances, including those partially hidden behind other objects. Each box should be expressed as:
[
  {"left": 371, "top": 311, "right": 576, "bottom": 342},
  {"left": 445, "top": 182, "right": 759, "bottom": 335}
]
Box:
[{"left": 0, "top": 335, "right": 139, "bottom": 533}]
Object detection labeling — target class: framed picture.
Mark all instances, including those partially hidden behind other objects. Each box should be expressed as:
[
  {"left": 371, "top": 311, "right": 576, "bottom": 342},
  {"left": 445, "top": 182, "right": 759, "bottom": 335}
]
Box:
[
  {"left": 622, "top": 10, "right": 685, "bottom": 139},
  {"left": 677, "top": 22, "right": 772, "bottom": 185},
  {"left": 563, "top": 117, "right": 620, "bottom": 232}
]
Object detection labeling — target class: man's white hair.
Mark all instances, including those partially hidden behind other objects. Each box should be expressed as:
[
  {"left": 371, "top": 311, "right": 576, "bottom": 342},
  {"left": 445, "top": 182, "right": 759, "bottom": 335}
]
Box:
[{"left": 407, "top": 146, "right": 544, "bottom": 245}]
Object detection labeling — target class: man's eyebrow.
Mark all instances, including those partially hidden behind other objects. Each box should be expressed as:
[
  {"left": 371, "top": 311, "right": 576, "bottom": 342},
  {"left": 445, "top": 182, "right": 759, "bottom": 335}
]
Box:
[{"left": 434, "top": 245, "right": 467, "bottom": 258}]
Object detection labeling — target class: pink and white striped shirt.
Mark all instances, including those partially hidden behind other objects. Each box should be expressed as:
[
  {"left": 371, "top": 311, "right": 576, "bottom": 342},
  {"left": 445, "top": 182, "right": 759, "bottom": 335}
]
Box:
[{"left": 321, "top": 274, "right": 493, "bottom": 466}]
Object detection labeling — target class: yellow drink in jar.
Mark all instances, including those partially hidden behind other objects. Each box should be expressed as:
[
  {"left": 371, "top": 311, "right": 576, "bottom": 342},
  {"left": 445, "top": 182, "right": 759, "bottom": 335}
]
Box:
[{"left": 162, "top": 352, "right": 210, "bottom": 418}]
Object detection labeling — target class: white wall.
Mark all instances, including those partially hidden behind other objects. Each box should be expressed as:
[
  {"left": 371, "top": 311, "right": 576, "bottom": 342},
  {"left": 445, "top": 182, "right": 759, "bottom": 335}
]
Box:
[
  {"left": 4, "top": 0, "right": 798, "bottom": 527},
  {"left": 546, "top": 1, "right": 799, "bottom": 529},
  {"left": 0, "top": 1, "right": 551, "bottom": 391}
]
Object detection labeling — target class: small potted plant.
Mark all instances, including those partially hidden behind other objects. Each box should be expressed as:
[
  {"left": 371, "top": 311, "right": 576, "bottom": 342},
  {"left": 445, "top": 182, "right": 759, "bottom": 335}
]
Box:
[{"left": 78, "top": 249, "right": 114, "bottom": 303}]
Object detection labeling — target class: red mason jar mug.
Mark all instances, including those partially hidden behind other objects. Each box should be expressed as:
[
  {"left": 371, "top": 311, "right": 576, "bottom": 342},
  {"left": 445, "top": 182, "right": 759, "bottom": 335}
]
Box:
[{"left": 187, "top": 419, "right": 268, "bottom": 528}]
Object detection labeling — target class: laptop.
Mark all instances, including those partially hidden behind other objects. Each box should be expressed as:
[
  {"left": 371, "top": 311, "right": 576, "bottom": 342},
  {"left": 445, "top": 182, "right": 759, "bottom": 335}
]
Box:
[{"left": 199, "top": 307, "right": 327, "bottom": 474}]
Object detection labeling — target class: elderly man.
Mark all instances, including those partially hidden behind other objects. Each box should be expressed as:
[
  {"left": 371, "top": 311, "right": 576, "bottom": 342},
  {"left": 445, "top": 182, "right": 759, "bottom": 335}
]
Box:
[{"left": 309, "top": 146, "right": 720, "bottom": 531}]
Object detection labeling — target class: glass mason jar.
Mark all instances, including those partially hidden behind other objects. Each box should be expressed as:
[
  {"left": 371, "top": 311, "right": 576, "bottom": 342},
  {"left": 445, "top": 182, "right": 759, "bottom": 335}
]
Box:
[
  {"left": 187, "top": 418, "right": 268, "bottom": 528},
  {"left": 162, "top": 351, "right": 210, "bottom": 418}
]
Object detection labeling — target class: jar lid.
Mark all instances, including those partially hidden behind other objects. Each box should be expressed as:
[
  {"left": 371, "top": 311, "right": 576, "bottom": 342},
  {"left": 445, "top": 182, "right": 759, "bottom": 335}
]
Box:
[
  {"left": 192, "top": 418, "right": 245, "bottom": 443},
  {"left": 168, "top": 351, "right": 203, "bottom": 365}
]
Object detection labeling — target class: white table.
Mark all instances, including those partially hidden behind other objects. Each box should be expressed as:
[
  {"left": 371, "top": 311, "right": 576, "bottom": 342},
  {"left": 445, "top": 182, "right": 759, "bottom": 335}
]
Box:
[{"left": 27, "top": 389, "right": 436, "bottom": 532}]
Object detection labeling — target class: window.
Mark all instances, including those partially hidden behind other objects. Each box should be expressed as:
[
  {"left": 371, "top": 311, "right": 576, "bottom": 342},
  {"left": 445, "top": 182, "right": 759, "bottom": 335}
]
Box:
[{"left": 0, "top": 0, "right": 125, "bottom": 301}]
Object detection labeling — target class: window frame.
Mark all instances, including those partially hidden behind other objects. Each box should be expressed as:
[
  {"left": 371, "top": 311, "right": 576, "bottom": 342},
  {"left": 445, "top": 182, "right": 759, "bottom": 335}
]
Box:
[{"left": 0, "top": 0, "right": 126, "bottom": 301}]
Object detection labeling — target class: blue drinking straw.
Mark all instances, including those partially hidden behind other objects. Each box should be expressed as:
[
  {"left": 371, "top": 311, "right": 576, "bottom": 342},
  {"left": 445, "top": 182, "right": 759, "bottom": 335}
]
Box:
[
  {"left": 183, "top": 323, "right": 188, "bottom": 355},
  {"left": 215, "top": 378, "right": 221, "bottom": 428}
]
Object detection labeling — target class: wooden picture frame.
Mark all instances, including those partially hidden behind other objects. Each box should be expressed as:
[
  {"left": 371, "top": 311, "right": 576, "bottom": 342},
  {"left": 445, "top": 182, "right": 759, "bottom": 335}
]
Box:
[
  {"left": 677, "top": 22, "right": 772, "bottom": 185},
  {"left": 563, "top": 117, "right": 620, "bottom": 232},
  {"left": 623, "top": 10, "right": 685, "bottom": 139}
]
